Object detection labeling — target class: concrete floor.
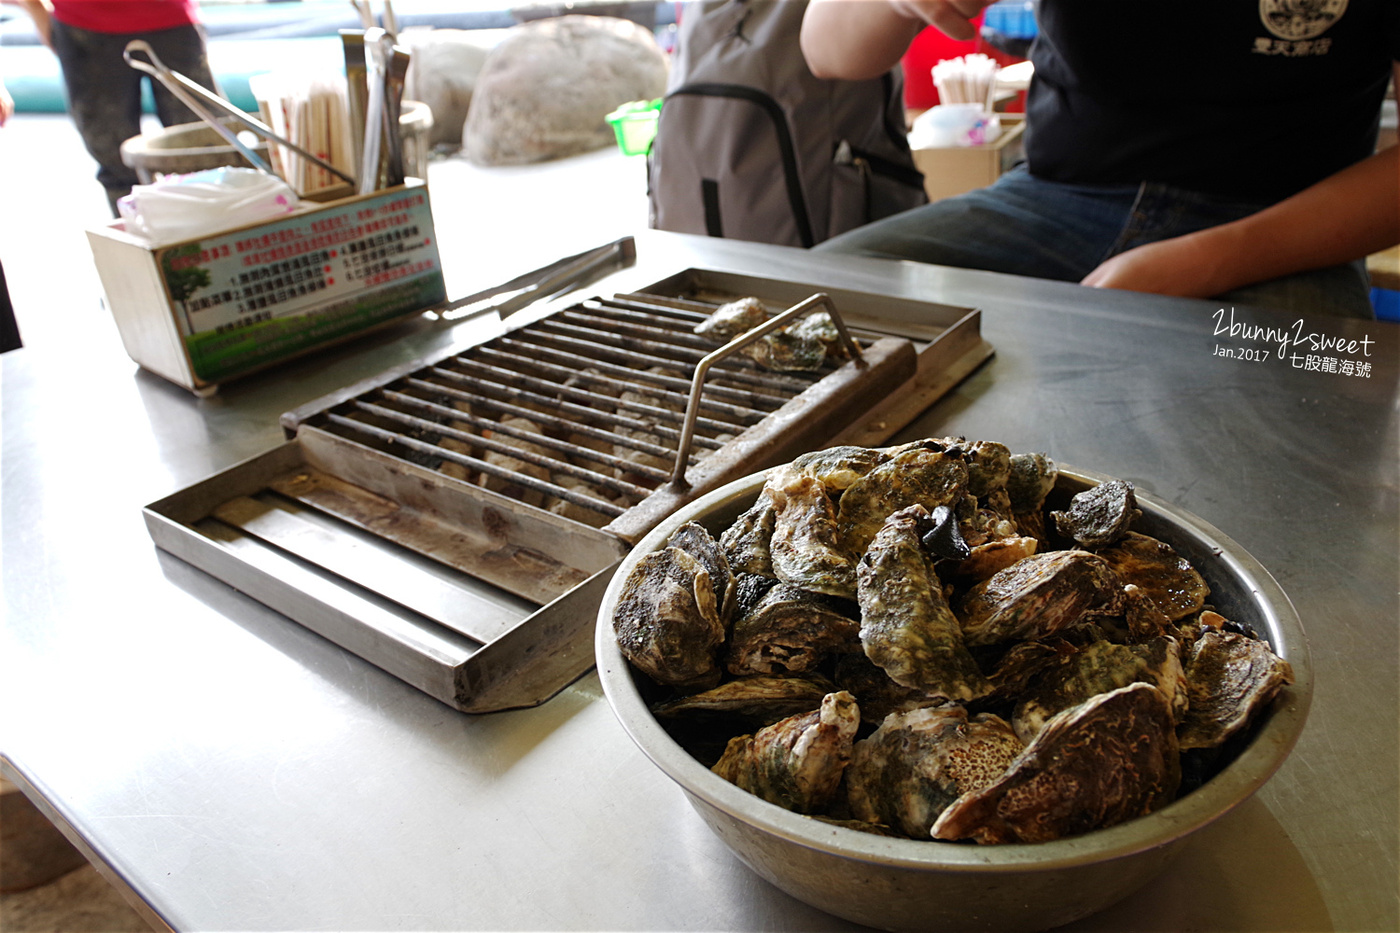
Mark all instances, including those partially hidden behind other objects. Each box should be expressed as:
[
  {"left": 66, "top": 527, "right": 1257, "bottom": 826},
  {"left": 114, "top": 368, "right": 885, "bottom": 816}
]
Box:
[
  {"left": 0, "top": 109, "right": 648, "bottom": 932},
  {"left": 2, "top": 859, "right": 152, "bottom": 933},
  {"left": 0, "top": 111, "right": 650, "bottom": 355}
]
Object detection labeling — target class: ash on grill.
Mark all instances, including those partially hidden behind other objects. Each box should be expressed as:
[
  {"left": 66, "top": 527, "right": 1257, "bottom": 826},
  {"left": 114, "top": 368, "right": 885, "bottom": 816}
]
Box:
[{"left": 304, "top": 293, "right": 861, "bottom": 530}]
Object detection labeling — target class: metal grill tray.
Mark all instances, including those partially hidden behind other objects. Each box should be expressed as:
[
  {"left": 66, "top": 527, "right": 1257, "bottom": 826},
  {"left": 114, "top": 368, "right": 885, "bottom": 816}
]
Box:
[{"left": 143, "top": 269, "right": 993, "bottom": 713}]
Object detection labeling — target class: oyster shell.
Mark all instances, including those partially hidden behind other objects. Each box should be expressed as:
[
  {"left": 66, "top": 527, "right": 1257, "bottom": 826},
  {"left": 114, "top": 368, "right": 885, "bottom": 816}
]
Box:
[
  {"left": 786, "top": 311, "right": 848, "bottom": 359},
  {"left": 948, "top": 535, "right": 1039, "bottom": 583},
  {"left": 846, "top": 705, "right": 1024, "bottom": 839},
  {"left": 712, "top": 691, "right": 860, "bottom": 814},
  {"left": 766, "top": 467, "right": 856, "bottom": 599},
  {"left": 613, "top": 547, "right": 725, "bottom": 691},
  {"left": 948, "top": 437, "right": 1011, "bottom": 498},
  {"left": 1178, "top": 630, "right": 1294, "bottom": 751},
  {"left": 1005, "top": 451, "right": 1058, "bottom": 513},
  {"left": 667, "top": 522, "right": 734, "bottom": 626},
  {"left": 832, "top": 650, "right": 942, "bottom": 726},
  {"left": 1012, "top": 635, "right": 1188, "bottom": 742},
  {"left": 931, "top": 682, "right": 1182, "bottom": 844},
  {"left": 837, "top": 444, "right": 970, "bottom": 559},
  {"left": 614, "top": 436, "right": 1290, "bottom": 847},
  {"left": 1097, "top": 532, "right": 1209, "bottom": 621},
  {"left": 651, "top": 673, "right": 837, "bottom": 728},
  {"left": 1051, "top": 479, "right": 1142, "bottom": 549},
  {"left": 729, "top": 571, "right": 779, "bottom": 622},
  {"left": 1121, "top": 583, "right": 1178, "bottom": 643},
  {"left": 984, "top": 639, "right": 1075, "bottom": 702},
  {"left": 958, "top": 550, "right": 1122, "bottom": 646},
  {"left": 695, "top": 296, "right": 767, "bottom": 340},
  {"left": 857, "top": 505, "right": 992, "bottom": 702},
  {"left": 790, "top": 445, "right": 888, "bottom": 492},
  {"left": 746, "top": 330, "right": 828, "bottom": 373},
  {"left": 726, "top": 583, "right": 861, "bottom": 676},
  {"left": 720, "top": 495, "right": 776, "bottom": 576}
]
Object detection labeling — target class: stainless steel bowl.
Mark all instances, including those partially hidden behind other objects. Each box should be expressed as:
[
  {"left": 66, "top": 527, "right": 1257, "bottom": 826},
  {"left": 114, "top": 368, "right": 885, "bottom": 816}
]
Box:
[{"left": 595, "top": 465, "right": 1312, "bottom": 933}]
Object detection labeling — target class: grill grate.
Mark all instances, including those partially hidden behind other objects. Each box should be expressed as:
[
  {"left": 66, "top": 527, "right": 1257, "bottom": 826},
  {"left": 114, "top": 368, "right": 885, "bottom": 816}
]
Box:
[{"left": 306, "top": 293, "right": 858, "bottom": 528}]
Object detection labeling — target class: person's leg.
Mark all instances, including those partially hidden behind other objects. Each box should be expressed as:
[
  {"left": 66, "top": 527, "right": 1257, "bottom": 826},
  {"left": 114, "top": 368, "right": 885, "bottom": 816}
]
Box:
[
  {"left": 140, "top": 23, "right": 221, "bottom": 129},
  {"left": 0, "top": 259, "right": 21, "bottom": 353},
  {"left": 49, "top": 20, "right": 146, "bottom": 215},
  {"left": 815, "top": 165, "right": 1143, "bottom": 282}
]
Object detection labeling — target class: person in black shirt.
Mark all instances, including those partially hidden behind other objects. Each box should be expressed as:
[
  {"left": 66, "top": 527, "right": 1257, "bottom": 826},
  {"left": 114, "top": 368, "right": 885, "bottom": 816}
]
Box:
[{"left": 802, "top": 0, "right": 1399, "bottom": 318}]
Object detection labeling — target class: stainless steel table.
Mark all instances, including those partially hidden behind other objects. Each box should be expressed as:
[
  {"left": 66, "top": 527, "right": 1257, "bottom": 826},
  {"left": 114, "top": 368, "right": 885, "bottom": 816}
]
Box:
[{"left": 3, "top": 230, "right": 1396, "bottom": 932}]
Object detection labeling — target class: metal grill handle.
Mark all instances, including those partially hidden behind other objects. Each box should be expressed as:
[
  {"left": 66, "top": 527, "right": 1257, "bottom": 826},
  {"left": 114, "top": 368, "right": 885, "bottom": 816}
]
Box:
[{"left": 669, "top": 293, "right": 864, "bottom": 489}]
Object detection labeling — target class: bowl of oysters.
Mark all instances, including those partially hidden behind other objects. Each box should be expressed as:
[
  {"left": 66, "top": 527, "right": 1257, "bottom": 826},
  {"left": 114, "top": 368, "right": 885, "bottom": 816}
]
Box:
[{"left": 596, "top": 436, "right": 1312, "bottom": 933}]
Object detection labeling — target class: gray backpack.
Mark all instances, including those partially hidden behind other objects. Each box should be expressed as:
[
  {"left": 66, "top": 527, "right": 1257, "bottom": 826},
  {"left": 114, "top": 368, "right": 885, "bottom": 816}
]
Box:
[{"left": 648, "top": 0, "right": 928, "bottom": 248}]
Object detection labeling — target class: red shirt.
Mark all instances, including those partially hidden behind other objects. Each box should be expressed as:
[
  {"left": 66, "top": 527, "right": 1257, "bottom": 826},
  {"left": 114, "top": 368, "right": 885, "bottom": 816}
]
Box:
[{"left": 49, "top": 0, "right": 200, "bottom": 34}]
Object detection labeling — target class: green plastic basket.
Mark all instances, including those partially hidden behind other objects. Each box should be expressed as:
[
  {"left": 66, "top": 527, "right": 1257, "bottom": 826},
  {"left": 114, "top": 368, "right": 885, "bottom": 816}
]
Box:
[{"left": 605, "top": 98, "right": 662, "bottom": 156}]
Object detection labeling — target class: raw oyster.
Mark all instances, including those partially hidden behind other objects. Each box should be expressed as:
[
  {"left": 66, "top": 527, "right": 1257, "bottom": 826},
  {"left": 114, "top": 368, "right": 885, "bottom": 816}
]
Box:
[
  {"left": 712, "top": 691, "right": 860, "bottom": 814},
  {"left": 1120, "top": 583, "right": 1178, "bottom": 643},
  {"left": 786, "top": 311, "right": 848, "bottom": 359},
  {"left": 931, "top": 682, "right": 1182, "bottom": 844},
  {"left": 837, "top": 444, "right": 970, "bottom": 558},
  {"left": 613, "top": 547, "right": 725, "bottom": 691},
  {"left": 958, "top": 550, "right": 1122, "bottom": 646},
  {"left": 726, "top": 583, "right": 861, "bottom": 676},
  {"left": 720, "top": 495, "right": 775, "bottom": 576},
  {"left": 729, "top": 571, "right": 779, "bottom": 622},
  {"left": 1012, "top": 636, "right": 1188, "bottom": 742},
  {"left": 857, "top": 505, "right": 992, "bottom": 702},
  {"left": 766, "top": 467, "right": 856, "bottom": 598},
  {"left": 1051, "top": 479, "right": 1142, "bottom": 549},
  {"left": 695, "top": 296, "right": 767, "bottom": 340},
  {"left": 1005, "top": 452, "right": 1057, "bottom": 547},
  {"left": 746, "top": 330, "right": 827, "bottom": 373},
  {"left": 1005, "top": 451, "right": 1058, "bottom": 513},
  {"left": 651, "top": 673, "right": 837, "bottom": 728},
  {"left": 832, "top": 651, "right": 941, "bottom": 726},
  {"left": 1097, "top": 532, "right": 1209, "bottom": 621},
  {"left": 847, "top": 705, "right": 1024, "bottom": 839},
  {"left": 949, "top": 535, "right": 1039, "bottom": 583},
  {"left": 948, "top": 437, "right": 1012, "bottom": 498},
  {"left": 615, "top": 435, "right": 1290, "bottom": 847},
  {"left": 984, "top": 639, "right": 1075, "bottom": 702},
  {"left": 667, "top": 522, "right": 735, "bottom": 626},
  {"left": 1178, "top": 630, "right": 1294, "bottom": 751},
  {"left": 959, "top": 500, "right": 1019, "bottom": 548},
  {"left": 790, "top": 445, "right": 888, "bottom": 491}
]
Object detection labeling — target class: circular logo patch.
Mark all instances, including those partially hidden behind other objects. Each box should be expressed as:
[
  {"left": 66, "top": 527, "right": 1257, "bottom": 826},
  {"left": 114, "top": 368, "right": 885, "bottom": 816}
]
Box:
[{"left": 1259, "top": 0, "right": 1348, "bottom": 40}]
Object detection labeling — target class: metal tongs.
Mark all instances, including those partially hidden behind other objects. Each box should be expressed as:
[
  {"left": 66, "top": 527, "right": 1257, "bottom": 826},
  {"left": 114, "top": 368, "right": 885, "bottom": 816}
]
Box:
[
  {"left": 123, "top": 40, "right": 356, "bottom": 188},
  {"left": 434, "top": 236, "right": 638, "bottom": 322},
  {"left": 356, "top": 26, "right": 409, "bottom": 193}
]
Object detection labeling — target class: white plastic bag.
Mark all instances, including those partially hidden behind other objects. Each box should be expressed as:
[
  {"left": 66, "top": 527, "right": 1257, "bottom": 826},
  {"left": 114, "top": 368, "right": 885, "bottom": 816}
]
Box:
[
  {"left": 909, "top": 104, "right": 1002, "bottom": 149},
  {"left": 118, "top": 167, "right": 300, "bottom": 245}
]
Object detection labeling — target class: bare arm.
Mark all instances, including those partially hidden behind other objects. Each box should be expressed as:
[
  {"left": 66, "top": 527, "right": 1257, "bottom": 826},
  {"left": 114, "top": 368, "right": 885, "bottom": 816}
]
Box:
[
  {"left": 4, "top": 0, "right": 53, "bottom": 49},
  {"left": 1082, "top": 64, "right": 1400, "bottom": 298},
  {"left": 801, "top": 0, "right": 995, "bottom": 81}
]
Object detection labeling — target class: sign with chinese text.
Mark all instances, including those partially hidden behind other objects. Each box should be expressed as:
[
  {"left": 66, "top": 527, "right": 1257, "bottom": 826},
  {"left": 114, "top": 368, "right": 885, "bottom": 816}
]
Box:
[{"left": 156, "top": 186, "right": 446, "bottom": 383}]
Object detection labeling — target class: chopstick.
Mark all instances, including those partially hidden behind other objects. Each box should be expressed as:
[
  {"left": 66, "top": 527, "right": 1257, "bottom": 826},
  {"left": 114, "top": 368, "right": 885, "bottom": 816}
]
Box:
[{"left": 124, "top": 40, "right": 357, "bottom": 187}]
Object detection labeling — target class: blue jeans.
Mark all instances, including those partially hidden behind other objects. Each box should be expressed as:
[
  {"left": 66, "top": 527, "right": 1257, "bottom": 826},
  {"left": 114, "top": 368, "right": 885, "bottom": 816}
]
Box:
[
  {"left": 51, "top": 20, "right": 219, "bottom": 216},
  {"left": 816, "top": 165, "right": 1375, "bottom": 319}
]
